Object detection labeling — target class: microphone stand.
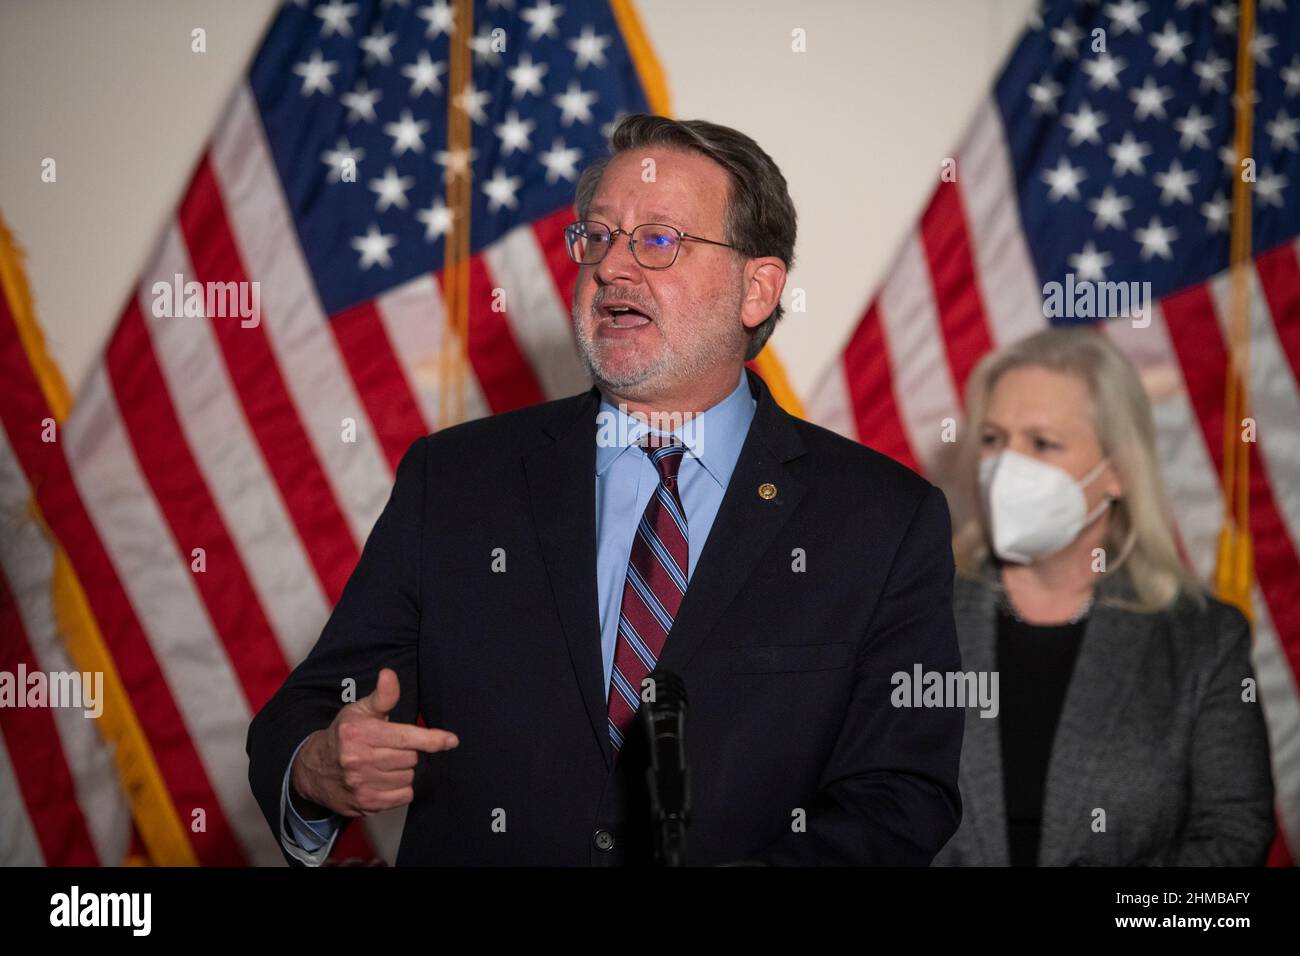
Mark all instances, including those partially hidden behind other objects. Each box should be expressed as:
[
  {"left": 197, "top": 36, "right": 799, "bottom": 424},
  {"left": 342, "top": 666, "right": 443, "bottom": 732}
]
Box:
[{"left": 642, "top": 670, "right": 690, "bottom": 867}]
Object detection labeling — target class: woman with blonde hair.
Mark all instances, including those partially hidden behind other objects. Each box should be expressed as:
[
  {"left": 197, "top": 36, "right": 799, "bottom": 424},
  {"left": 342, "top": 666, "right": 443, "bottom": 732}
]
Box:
[{"left": 932, "top": 326, "right": 1274, "bottom": 866}]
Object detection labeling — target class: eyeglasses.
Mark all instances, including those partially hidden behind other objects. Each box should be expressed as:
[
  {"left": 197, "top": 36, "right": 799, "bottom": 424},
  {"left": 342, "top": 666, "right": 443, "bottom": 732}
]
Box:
[{"left": 563, "top": 220, "right": 738, "bottom": 270}]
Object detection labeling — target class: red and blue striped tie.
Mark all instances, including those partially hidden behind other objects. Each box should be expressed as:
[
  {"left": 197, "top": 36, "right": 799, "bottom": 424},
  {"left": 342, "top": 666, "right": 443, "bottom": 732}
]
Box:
[{"left": 607, "top": 435, "right": 688, "bottom": 758}]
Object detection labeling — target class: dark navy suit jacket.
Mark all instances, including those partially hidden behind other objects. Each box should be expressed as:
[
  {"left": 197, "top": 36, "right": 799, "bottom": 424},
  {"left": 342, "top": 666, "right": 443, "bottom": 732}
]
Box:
[{"left": 247, "top": 368, "right": 964, "bottom": 865}]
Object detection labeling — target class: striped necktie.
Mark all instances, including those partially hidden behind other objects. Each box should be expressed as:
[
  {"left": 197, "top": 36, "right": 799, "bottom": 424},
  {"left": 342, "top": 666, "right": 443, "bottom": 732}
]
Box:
[{"left": 606, "top": 434, "right": 688, "bottom": 758}]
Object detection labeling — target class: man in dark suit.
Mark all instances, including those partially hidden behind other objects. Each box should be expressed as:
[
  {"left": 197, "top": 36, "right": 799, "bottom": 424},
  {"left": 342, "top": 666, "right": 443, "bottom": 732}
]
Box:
[{"left": 247, "top": 114, "right": 963, "bottom": 865}]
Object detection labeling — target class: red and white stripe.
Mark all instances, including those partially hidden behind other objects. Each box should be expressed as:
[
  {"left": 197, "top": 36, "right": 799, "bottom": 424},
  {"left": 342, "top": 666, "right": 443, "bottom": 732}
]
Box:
[
  {"left": 808, "top": 98, "right": 1045, "bottom": 473},
  {"left": 0, "top": 425, "right": 132, "bottom": 866},
  {"left": 141, "top": 225, "right": 331, "bottom": 661},
  {"left": 211, "top": 87, "right": 395, "bottom": 546},
  {"left": 374, "top": 272, "right": 491, "bottom": 431}
]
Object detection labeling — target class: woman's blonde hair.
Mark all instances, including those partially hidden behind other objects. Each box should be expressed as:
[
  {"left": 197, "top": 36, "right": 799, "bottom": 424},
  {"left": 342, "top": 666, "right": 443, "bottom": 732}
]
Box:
[{"left": 951, "top": 326, "right": 1205, "bottom": 613}]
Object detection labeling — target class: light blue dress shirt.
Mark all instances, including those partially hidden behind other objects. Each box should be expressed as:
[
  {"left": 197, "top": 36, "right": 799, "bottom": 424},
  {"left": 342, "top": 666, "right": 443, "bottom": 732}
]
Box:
[
  {"left": 280, "top": 369, "right": 757, "bottom": 861},
  {"left": 593, "top": 368, "right": 756, "bottom": 696}
]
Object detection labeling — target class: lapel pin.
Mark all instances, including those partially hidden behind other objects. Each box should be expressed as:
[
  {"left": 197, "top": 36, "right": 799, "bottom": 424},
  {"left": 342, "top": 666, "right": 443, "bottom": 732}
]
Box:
[{"left": 758, "top": 482, "right": 777, "bottom": 500}]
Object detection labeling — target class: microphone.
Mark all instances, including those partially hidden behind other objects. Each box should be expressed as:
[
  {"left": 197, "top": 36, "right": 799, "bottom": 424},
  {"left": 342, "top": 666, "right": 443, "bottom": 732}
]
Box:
[{"left": 640, "top": 668, "right": 690, "bottom": 867}]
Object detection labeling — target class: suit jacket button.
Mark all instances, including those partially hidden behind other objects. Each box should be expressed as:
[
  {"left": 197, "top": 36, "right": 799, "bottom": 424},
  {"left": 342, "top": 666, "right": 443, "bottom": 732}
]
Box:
[{"left": 593, "top": 829, "right": 616, "bottom": 851}]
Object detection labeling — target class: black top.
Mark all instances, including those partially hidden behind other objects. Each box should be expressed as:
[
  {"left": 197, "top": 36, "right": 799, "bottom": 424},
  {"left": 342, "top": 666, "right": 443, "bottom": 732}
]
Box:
[{"left": 995, "top": 606, "right": 1088, "bottom": 867}]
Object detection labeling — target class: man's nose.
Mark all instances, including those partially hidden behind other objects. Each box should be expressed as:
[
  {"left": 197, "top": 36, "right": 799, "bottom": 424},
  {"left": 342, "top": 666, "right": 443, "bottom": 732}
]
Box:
[{"left": 596, "top": 234, "right": 643, "bottom": 283}]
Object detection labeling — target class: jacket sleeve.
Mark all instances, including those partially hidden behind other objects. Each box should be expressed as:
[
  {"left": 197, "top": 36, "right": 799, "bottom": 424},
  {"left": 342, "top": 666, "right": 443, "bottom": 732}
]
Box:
[
  {"left": 751, "top": 483, "right": 966, "bottom": 865},
  {"left": 246, "top": 436, "right": 428, "bottom": 865},
  {"left": 1169, "top": 600, "right": 1275, "bottom": 866}
]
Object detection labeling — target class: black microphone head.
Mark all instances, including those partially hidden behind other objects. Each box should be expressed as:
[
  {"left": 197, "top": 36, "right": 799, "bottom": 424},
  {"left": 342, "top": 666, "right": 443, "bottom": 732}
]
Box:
[{"left": 640, "top": 668, "right": 687, "bottom": 712}]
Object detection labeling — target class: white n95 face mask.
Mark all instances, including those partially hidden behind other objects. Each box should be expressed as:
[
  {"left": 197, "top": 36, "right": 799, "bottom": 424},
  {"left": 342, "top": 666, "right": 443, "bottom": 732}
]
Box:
[{"left": 978, "top": 449, "right": 1112, "bottom": 564}]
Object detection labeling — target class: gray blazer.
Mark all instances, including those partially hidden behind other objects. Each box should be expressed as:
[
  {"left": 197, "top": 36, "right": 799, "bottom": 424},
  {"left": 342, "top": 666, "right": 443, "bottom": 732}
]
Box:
[{"left": 932, "top": 560, "right": 1275, "bottom": 866}]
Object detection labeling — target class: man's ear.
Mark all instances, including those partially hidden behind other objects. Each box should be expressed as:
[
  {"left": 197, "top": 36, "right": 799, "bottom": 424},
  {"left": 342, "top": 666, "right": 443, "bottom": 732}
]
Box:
[{"left": 740, "top": 257, "right": 787, "bottom": 332}]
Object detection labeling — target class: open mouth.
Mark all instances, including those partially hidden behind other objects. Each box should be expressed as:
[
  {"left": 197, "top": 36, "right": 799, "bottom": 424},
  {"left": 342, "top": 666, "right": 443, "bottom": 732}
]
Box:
[{"left": 597, "top": 303, "right": 653, "bottom": 327}]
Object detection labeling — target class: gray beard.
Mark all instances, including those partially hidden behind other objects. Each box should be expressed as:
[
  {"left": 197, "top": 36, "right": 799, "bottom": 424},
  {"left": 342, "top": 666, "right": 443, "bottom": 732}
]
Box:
[
  {"left": 573, "top": 322, "right": 672, "bottom": 392},
  {"left": 571, "top": 300, "right": 745, "bottom": 397}
]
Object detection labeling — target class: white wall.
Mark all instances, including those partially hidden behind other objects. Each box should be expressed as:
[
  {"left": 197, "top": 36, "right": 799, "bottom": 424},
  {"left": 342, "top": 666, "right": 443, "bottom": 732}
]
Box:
[{"left": 0, "top": 0, "right": 1034, "bottom": 399}]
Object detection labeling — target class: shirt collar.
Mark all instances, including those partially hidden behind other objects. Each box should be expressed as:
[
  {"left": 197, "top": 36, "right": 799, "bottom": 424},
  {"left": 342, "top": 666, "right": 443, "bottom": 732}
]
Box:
[{"left": 594, "top": 368, "right": 756, "bottom": 490}]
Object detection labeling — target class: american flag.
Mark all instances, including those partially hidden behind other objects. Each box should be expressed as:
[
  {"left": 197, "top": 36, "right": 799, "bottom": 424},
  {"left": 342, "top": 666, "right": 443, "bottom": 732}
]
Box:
[
  {"left": 808, "top": 0, "right": 1300, "bottom": 862},
  {"left": 0, "top": 0, "right": 718, "bottom": 864}
]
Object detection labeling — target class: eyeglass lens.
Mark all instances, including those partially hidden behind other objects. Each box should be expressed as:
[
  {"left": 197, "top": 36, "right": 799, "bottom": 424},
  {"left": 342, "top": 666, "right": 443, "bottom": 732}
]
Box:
[{"left": 567, "top": 222, "right": 680, "bottom": 268}]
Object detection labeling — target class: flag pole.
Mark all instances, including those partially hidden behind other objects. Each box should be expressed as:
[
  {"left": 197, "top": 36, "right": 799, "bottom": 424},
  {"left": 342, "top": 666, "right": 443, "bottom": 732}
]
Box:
[
  {"left": 441, "top": 0, "right": 474, "bottom": 429},
  {"left": 1216, "top": 0, "right": 1256, "bottom": 620}
]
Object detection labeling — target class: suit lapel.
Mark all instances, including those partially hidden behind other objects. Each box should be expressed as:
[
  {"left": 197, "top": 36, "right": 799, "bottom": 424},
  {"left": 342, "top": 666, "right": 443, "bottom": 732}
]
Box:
[
  {"left": 655, "top": 369, "right": 806, "bottom": 676},
  {"left": 954, "top": 569, "right": 1010, "bottom": 866},
  {"left": 522, "top": 388, "right": 610, "bottom": 769},
  {"left": 1037, "top": 585, "right": 1151, "bottom": 865}
]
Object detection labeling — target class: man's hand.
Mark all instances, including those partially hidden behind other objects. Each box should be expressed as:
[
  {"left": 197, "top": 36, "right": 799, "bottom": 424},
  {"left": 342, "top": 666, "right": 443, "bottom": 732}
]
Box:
[{"left": 290, "top": 668, "right": 459, "bottom": 818}]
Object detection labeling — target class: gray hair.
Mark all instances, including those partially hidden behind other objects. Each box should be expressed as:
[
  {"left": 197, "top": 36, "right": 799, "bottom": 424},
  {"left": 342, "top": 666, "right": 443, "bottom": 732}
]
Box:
[
  {"left": 574, "top": 114, "right": 797, "bottom": 361},
  {"left": 951, "top": 326, "right": 1206, "bottom": 613}
]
